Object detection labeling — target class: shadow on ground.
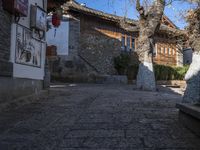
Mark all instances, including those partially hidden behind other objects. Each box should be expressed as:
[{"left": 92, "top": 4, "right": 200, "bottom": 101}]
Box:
[{"left": 0, "top": 83, "right": 199, "bottom": 150}]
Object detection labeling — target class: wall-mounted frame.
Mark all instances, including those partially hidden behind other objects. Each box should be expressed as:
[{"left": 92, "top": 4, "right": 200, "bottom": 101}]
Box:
[
  {"left": 15, "top": 24, "right": 42, "bottom": 68},
  {"left": 2, "top": 0, "right": 29, "bottom": 17},
  {"left": 30, "top": 5, "right": 46, "bottom": 31}
]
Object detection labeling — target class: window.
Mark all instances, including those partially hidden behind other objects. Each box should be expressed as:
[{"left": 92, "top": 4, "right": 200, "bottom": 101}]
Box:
[
  {"left": 121, "top": 36, "right": 125, "bottom": 51},
  {"left": 162, "top": 48, "right": 165, "bottom": 55},
  {"left": 172, "top": 49, "right": 175, "bottom": 55},
  {"left": 169, "top": 48, "right": 171, "bottom": 55},
  {"left": 160, "top": 47, "right": 162, "bottom": 53},
  {"left": 131, "top": 38, "right": 135, "bottom": 51},
  {"left": 165, "top": 48, "right": 168, "bottom": 54},
  {"left": 121, "top": 36, "right": 133, "bottom": 52},
  {"left": 127, "top": 36, "right": 131, "bottom": 52}
]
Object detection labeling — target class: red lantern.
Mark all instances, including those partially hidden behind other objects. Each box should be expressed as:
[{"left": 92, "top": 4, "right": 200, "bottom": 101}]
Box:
[{"left": 52, "top": 13, "right": 61, "bottom": 28}]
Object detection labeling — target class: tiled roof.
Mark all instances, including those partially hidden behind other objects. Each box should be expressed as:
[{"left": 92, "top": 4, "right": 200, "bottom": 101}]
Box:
[
  {"left": 62, "top": 0, "right": 185, "bottom": 35},
  {"left": 62, "top": 0, "right": 138, "bottom": 26}
]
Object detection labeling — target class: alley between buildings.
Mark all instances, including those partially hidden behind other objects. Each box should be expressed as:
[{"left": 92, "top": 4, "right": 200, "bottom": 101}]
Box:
[{"left": 0, "top": 84, "right": 199, "bottom": 150}]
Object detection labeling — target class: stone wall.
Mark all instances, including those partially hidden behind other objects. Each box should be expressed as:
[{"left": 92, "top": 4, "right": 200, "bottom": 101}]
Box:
[
  {"left": 0, "top": 0, "right": 44, "bottom": 108},
  {"left": 0, "top": 0, "right": 13, "bottom": 76},
  {"left": 49, "top": 19, "right": 92, "bottom": 82},
  {"left": 79, "top": 15, "right": 127, "bottom": 75},
  {"left": 68, "top": 19, "right": 80, "bottom": 60},
  {"left": 59, "top": 19, "right": 90, "bottom": 78},
  {"left": 0, "top": 77, "right": 43, "bottom": 107},
  {"left": 49, "top": 14, "right": 137, "bottom": 81}
]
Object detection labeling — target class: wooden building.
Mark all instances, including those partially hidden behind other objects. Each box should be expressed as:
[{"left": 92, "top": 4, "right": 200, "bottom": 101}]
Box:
[
  {"left": 47, "top": 0, "right": 184, "bottom": 77},
  {"left": 153, "top": 16, "right": 183, "bottom": 66}
]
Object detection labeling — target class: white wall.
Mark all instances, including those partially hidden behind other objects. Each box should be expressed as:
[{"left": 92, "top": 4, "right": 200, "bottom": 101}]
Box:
[
  {"left": 10, "top": 0, "right": 46, "bottom": 80},
  {"left": 46, "top": 20, "right": 69, "bottom": 55}
]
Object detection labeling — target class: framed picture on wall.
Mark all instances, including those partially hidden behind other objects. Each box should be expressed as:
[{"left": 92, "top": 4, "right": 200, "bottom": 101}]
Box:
[
  {"left": 31, "top": 5, "right": 47, "bottom": 31},
  {"left": 15, "top": 24, "right": 42, "bottom": 67}
]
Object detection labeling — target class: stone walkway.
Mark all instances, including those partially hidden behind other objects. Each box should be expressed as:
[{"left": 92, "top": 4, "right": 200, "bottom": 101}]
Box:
[{"left": 0, "top": 84, "right": 200, "bottom": 150}]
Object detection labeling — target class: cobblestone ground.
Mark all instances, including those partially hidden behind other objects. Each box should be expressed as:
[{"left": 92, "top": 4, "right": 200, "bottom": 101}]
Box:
[{"left": 0, "top": 84, "right": 200, "bottom": 150}]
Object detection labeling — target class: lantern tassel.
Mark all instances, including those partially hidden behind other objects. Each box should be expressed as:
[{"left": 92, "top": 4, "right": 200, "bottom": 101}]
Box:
[{"left": 54, "top": 28, "right": 57, "bottom": 37}]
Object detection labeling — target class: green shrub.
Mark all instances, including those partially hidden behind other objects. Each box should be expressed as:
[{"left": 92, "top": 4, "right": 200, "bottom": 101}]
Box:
[
  {"left": 154, "top": 64, "right": 189, "bottom": 80},
  {"left": 114, "top": 53, "right": 189, "bottom": 81},
  {"left": 126, "top": 64, "right": 139, "bottom": 81},
  {"left": 114, "top": 52, "right": 139, "bottom": 76},
  {"left": 114, "top": 53, "right": 131, "bottom": 75}
]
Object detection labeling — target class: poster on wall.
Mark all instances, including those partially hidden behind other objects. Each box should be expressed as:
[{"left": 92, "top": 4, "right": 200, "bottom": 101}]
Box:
[{"left": 15, "top": 24, "right": 42, "bottom": 67}]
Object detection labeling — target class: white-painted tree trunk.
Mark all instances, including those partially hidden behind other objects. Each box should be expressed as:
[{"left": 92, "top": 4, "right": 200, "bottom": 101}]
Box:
[
  {"left": 135, "top": 36, "right": 157, "bottom": 91},
  {"left": 183, "top": 52, "right": 200, "bottom": 104},
  {"left": 136, "top": 61, "right": 156, "bottom": 91},
  {"left": 134, "top": 0, "right": 164, "bottom": 91}
]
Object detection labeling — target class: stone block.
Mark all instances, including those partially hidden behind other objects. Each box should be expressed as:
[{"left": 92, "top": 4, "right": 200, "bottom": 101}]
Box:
[
  {"left": 104, "top": 75, "right": 128, "bottom": 84},
  {"left": 176, "top": 103, "right": 200, "bottom": 120},
  {"left": 176, "top": 103, "right": 200, "bottom": 137},
  {"left": 0, "top": 77, "right": 43, "bottom": 111}
]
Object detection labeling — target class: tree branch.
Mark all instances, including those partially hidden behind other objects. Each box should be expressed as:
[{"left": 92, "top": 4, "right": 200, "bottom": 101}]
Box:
[
  {"left": 136, "top": 0, "right": 141, "bottom": 11},
  {"left": 136, "top": 0, "right": 146, "bottom": 19}
]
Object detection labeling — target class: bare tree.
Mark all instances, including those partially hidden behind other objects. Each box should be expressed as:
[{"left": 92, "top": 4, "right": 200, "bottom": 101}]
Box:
[
  {"left": 110, "top": 0, "right": 164, "bottom": 91},
  {"left": 133, "top": 0, "right": 165, "bottom": 91},
  {"left": 117, "top": 0, "right": 188, "bottom": 91}
]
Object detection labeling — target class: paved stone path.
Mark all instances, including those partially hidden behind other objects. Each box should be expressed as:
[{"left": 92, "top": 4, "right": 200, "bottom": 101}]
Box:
[{"left": 0, "top": 84, "right": 200, "bottom": 150}]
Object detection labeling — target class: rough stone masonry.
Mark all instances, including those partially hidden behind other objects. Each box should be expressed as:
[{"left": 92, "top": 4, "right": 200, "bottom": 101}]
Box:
[{"left": 0, "top": 0, "right": 13, "bottom": 76}]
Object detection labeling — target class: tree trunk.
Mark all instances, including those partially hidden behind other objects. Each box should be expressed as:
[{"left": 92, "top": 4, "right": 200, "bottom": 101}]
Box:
[
  {"left": 135, "top": 0, "right": 165, "bottom": 91},
  {"left": 136, "top": 37, "right": 156, "bottom": 91},
  {"left": 183, "top": 8, "right": 200, "bottom": 104},
  {"left": 183, "top": 52, "right": 200, "bottom": 103}
]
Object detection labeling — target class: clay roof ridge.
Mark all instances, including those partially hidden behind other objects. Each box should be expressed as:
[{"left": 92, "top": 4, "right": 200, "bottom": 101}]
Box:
[
  {"left": 162, "top": 15, "right": 179, "bottom": 29},
  {"left": 62, "top": 0, "right": 138, "bottom": 25},
  {"left": 160, "top": 24, "right": 186, "bottom": 36},
  {"left": 62, "top": 0, "right": 184, "bottom": 35}
]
